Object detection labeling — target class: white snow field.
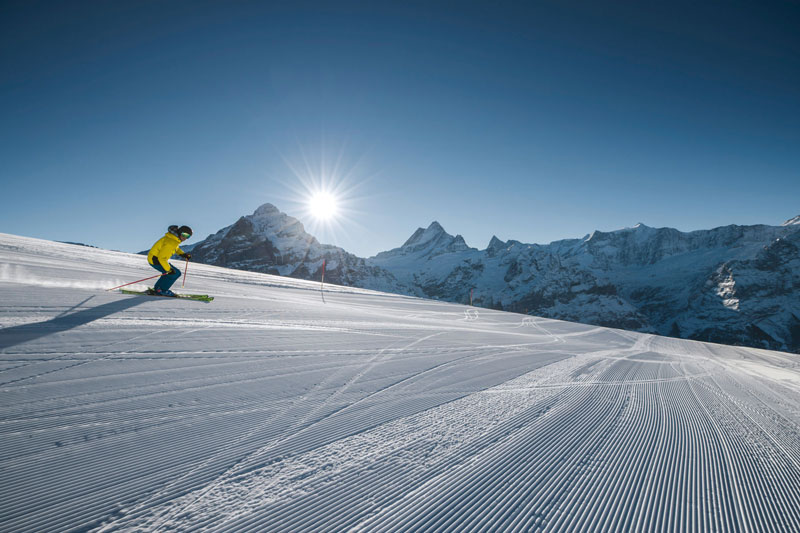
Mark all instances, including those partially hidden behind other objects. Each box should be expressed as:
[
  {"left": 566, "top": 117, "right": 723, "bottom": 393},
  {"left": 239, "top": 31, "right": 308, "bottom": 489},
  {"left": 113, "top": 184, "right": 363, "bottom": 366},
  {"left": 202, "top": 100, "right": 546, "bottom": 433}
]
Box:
[{"left": 2, "top": 233, "right": 800, "bottom": 533}]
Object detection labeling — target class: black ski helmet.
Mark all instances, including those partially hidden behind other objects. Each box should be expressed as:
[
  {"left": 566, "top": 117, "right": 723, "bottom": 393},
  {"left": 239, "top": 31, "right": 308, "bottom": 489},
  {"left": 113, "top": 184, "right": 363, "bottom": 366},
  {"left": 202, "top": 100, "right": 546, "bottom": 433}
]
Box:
[{"left": 177, "top": 225, "right": 193, "bottom": 238}]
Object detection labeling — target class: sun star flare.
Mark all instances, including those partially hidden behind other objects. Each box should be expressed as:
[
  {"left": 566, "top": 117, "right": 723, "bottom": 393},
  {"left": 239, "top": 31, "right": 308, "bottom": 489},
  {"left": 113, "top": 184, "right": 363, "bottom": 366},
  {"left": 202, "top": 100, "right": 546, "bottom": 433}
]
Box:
[{"left": 309, "top": 191, "right": 339, "bottom": 221}]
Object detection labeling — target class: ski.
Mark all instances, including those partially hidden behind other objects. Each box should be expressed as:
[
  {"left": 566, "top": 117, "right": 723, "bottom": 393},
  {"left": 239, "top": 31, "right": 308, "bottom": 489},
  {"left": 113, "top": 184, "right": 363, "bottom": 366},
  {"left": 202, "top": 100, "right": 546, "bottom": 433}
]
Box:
[{"left": 120, "top": 289, "right": 214, "bottom": 302}]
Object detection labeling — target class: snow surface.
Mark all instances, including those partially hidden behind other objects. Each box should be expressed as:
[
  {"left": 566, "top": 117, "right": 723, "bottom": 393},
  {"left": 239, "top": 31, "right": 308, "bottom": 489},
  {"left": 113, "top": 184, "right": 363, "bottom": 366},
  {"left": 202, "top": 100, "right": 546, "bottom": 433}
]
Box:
[{"left": 2, "top": 232, "right": 800, "bottom": 532}]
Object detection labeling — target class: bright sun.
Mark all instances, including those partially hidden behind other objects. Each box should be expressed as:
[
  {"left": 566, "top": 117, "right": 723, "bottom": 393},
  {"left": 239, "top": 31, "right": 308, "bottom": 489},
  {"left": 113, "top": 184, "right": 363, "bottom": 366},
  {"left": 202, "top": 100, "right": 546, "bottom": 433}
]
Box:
[{"left": 309, "top": 191, "right": 339, "bottom": 220}]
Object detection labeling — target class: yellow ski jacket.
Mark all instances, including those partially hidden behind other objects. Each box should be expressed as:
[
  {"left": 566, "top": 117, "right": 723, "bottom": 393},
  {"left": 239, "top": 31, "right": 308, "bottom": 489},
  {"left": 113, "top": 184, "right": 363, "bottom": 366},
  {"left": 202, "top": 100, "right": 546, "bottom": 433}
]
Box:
[{"left": 148, "top": 232, "right": 185, "bottom": 270}]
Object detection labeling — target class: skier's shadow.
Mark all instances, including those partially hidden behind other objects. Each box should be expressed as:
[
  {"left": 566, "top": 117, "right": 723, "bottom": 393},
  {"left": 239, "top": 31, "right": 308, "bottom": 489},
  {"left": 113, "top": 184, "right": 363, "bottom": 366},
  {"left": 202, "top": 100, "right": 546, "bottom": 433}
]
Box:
[{"left": 0, "top": 296, "right": 152, "bottom": 351}]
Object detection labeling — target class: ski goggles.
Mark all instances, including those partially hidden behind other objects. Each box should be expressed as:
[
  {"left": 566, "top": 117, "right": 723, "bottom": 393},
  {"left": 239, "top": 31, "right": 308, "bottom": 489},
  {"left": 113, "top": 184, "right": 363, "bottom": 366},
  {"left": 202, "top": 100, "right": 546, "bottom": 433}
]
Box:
[{"left": 181, "top": 232, "right": 192, "bottom": 239}]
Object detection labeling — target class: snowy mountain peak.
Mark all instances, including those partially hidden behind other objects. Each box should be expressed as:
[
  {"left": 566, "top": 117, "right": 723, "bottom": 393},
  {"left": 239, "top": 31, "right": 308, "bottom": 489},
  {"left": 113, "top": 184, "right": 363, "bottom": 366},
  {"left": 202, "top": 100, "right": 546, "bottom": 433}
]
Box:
[
  {"left": 585, "top": 230, "right": 601, "bottom": 242},
  {"left": 428, "top": 220, "right": 445, "bottom": 232},
  {"left": 402, "top": 221, "right": 450, "bottom": 248},
  {"left": 586, "top": 222, "right": 658, "bottom": 244},
  {"left": 253, "top": 203, "right": 281, "bottom": 218},
  {"left": 452, "top": 234, "right": 469, "bottom": 249},
  {"left": 244, "top": 203, "right": 308, "bottom": 240},
  {"left": 783, "top": 215, "right": 800, "bottom": 226},
  {"left": 488, "top": 236, "right": 506, "bottom": 250},
  {"left": 372, "top": 220, "right": 474, "bottom": 264}
]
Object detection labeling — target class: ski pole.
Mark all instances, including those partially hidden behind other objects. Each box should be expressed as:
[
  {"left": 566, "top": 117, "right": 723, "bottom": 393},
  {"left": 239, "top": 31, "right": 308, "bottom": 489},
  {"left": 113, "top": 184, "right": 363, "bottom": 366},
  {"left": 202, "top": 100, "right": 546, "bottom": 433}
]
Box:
[
  {"left": 106, "top": 273, "right": 166, "bottom": 292},
  {"left": 182, "top": 257, "right": 189, "bottom": 288}
]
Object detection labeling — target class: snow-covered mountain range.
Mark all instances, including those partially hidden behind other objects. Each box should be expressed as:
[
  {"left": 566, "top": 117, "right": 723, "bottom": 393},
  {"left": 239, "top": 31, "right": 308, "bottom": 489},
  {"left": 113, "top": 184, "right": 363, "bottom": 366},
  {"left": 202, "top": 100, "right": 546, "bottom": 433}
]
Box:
[{"left": 190, "top": 204, "right": 800, "bottom": 353}]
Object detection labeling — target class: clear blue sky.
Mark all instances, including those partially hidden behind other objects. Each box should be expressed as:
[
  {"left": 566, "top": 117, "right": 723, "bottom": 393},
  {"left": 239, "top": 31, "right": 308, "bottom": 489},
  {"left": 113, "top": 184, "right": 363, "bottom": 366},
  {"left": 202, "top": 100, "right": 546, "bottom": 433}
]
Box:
[{"left": 2, "top": 0, "right": 798, "bottom": 257}]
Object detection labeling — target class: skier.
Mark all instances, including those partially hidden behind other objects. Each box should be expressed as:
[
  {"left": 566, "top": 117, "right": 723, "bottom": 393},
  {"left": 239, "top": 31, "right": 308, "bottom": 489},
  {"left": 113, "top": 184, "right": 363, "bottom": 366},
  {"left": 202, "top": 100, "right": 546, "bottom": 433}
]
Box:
[{"left": 147, "top": 225, "right": 192, "bottom": 297}]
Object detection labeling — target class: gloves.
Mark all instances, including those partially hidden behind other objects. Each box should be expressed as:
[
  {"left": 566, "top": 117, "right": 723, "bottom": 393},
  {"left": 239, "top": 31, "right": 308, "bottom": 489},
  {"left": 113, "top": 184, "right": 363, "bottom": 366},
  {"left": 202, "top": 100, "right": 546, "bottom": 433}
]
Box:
[
  {"left": 168, "top": 268, "right": 177, "bottom": 276},
  {"left": 181, "top": 252, "right": 192, "bottom": 260}
]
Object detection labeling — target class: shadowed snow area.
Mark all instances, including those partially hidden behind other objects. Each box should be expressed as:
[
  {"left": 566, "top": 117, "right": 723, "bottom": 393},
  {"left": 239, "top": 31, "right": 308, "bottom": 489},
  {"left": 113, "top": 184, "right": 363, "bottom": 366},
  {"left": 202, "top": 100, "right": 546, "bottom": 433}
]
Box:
[{"left": 2, "top": 232, "right": 800, "bottom": 532}]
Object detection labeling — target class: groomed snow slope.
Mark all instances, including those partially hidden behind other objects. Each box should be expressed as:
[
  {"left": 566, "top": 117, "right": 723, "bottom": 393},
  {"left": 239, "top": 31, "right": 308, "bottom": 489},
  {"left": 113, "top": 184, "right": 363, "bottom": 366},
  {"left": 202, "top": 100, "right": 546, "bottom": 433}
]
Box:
[{"left": 2, "top": 232, "right": 800, "bottom": 532}]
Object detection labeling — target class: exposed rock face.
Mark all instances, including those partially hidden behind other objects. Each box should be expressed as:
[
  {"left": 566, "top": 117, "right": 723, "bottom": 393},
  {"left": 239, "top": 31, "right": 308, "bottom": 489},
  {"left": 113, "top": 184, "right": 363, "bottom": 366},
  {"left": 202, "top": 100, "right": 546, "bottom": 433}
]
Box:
[{"left": 192, "top": 205, "right": 800, "bottom": 353}]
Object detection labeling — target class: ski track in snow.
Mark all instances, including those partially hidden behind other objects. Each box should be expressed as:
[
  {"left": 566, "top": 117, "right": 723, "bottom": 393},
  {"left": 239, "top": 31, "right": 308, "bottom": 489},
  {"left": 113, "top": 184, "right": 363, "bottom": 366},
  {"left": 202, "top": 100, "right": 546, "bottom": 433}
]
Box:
[{"left": 1, "top": 233, "right": 800, "bottom": 532}]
